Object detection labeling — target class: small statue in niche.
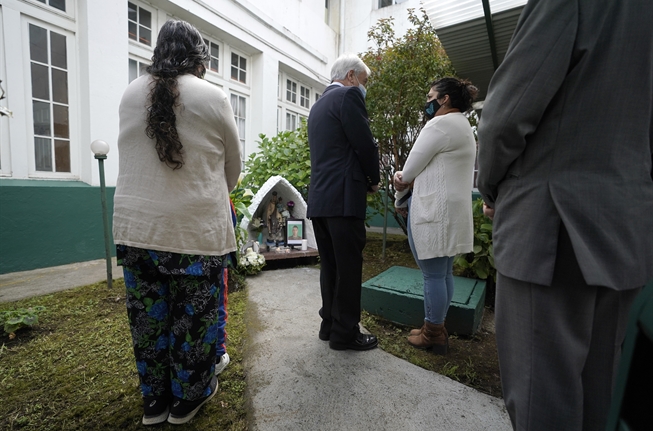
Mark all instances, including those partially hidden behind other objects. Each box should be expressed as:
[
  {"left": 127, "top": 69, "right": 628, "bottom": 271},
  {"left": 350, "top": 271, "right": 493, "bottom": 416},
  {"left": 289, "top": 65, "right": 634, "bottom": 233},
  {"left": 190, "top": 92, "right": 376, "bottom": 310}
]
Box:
[
  {"left": 275, "top": 196, "right": 286, "bottom": 244},
  {"left": 266, "top": 192, "right": 279, "bottom": 243},
  {"left": 265, "top": 191, "right": 287, "bottom": 245}
]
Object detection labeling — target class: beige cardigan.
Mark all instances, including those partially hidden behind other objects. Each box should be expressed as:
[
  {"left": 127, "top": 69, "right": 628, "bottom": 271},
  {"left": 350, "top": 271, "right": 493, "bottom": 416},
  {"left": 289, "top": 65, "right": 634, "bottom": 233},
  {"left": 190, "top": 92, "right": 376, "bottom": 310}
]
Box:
[
  {"left": 113, "top": 74, "right": 242, "bottom": 256},
  {"left": 395, "top": 113, "right": 476, "bottom": 260}
]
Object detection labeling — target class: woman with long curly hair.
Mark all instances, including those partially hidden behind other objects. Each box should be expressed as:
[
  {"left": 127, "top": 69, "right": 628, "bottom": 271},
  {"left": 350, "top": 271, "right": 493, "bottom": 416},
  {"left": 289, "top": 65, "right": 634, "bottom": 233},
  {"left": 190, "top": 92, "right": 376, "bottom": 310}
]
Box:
[{"left": 113, "top": 20, "right": 242, "bottom": 425}]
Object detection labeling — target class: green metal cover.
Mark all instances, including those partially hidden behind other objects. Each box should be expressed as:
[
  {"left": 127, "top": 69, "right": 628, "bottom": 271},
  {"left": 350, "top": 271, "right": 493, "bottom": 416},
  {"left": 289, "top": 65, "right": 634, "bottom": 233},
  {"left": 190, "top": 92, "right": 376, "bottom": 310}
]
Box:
[{"left": 362, "top": 266, "right": 486, "bottom": 335}]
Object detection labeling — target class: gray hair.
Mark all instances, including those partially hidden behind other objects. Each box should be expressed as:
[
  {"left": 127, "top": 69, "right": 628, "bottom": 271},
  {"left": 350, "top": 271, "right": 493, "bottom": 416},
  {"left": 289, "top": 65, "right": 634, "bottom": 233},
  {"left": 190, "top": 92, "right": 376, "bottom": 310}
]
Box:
[{"left": 330, "top": 53, "right": 371, "bottom": 81}]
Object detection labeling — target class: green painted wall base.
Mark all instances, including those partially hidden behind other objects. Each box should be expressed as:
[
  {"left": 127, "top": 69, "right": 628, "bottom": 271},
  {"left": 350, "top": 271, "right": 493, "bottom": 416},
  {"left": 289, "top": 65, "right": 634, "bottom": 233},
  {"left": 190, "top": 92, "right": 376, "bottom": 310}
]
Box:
[
  {"left": 0, "top": 179, "right": 115, "bottom": 274},
  {"left": 362, "top": 266, "right": 486, "bottom": 336}
]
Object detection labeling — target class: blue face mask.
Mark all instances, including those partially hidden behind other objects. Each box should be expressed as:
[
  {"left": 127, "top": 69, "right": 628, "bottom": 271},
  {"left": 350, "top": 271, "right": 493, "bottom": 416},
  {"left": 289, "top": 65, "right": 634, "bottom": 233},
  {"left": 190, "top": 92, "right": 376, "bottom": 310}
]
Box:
[{"left": 424, "top": 98, "right": 440, "bottom": 120}]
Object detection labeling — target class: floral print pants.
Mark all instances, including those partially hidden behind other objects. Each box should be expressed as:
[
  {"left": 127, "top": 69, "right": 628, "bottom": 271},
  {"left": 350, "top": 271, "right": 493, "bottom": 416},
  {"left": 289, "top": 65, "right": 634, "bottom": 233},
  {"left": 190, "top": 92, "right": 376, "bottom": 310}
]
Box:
[{"left": 118, "top": 245, "right": 229, "bottom": 400}]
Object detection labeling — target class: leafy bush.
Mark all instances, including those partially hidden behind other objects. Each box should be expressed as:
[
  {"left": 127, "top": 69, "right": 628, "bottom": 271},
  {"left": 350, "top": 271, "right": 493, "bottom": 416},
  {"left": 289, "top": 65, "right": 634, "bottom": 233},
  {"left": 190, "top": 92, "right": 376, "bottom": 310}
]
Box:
[
  {"left": 242, "top": 119, "right": 311, "bottom": 201},
  {"left": 0, "top": 306, "right": 46, "bottom": 338},
  {"left": 453, "top": 198, "right": 496, "bottom": 281},
  {"left": 362, "top": 8, "right": 456, "bottom": 231}
]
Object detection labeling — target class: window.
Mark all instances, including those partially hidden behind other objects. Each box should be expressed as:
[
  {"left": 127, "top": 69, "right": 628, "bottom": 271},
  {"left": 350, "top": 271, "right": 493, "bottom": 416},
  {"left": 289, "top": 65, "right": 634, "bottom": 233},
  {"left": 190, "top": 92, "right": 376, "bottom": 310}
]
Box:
[
  {"left": 203, "top": 39, "right": 220, "bottom": 73},
  {"left": 286, "top": 111, "right": 298, "bottom": 131},
  {"left": 29, "top": 24, "right": 70, "bottom": 172},
  {"left": 315, "top": 92, "right": 321, "bottom": 103},
  {"left": 230, "top": 52, "right": 247, "bottom": 83},
  {"left": 286, "top": 79, "right": 297, "bottom": 104},
  {"left": 35, "top": 0, "right": 66, "bottom": 12},
  {"left": 128, "top": 59, "right": 148, "bottom": 83},
  {"left": 378, "top": 0, "right": 408, "bottom": 8},
  {"left": 230, "top": 94, "right": 246, "bottom": 157},
  {"left": 300, "top": 86, "right": 310, "bottom": 108},
  {"left": 324, "top": 0, "right": 330, "bottom": 24},
  {"left": 128, "top": 2, "right": 152, "bottom": 46}
]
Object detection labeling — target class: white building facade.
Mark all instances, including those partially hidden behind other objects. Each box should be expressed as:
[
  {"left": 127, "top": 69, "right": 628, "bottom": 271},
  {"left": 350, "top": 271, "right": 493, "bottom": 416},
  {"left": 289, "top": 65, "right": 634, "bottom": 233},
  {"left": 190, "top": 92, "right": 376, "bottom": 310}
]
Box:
[{"left": 0, "top": 0, "right": 420, "bottom": 273}]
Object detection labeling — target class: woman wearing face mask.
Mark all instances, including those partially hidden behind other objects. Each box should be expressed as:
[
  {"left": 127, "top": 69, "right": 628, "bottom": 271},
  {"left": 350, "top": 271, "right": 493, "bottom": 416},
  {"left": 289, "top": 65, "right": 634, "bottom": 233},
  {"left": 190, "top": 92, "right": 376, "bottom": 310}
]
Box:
[{"left": 394, "top": 77, "right": 478, "bottom": 354}]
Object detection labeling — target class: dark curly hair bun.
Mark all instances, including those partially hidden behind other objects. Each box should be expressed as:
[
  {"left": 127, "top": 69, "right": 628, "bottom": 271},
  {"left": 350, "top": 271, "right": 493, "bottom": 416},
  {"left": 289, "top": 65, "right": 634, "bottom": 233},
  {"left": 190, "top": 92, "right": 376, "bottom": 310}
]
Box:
[{"left": 430, "top": 77, "right": 478, "bottom": 113}]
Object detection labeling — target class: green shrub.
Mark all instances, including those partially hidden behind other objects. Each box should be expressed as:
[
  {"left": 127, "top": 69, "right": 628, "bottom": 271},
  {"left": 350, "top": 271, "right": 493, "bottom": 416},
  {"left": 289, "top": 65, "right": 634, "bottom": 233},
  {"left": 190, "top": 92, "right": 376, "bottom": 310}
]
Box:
[
  {"left": 0, "top": 306, "right": 46, "bottom": 337},
  {"left": 242, "top": 119, "right": 311, "bottom": 201},
  {"left": 453, "top": 198, "right": 496, "bottom": 281},
  {"left": 362, "top": 8, "right": 456, "bottom": 232}
]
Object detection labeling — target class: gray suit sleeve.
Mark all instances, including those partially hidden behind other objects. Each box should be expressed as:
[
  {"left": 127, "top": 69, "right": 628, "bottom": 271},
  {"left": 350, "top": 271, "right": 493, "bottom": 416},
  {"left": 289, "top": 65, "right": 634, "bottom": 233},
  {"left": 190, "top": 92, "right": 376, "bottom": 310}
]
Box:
[{"left": 476, "top": 0, "right": 578, "bottom": 205}]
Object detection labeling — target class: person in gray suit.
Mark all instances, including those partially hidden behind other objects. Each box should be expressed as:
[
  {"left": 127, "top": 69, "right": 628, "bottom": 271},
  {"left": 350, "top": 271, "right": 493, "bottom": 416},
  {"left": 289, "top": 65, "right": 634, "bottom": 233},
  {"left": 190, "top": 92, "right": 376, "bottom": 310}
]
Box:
[{"left": 476, "top": 0, "right": 653, "bottom": 430}]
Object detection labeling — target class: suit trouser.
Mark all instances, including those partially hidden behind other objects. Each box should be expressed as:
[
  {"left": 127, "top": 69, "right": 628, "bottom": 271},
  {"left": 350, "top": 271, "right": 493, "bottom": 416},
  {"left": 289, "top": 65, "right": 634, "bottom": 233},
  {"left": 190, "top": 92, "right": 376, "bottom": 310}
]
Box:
[
  {"left": 495, "top": 225, "right": 640, "bottom": 431},
  {"left": 312, "top": 216, "right": 366, "bottom": 344}
]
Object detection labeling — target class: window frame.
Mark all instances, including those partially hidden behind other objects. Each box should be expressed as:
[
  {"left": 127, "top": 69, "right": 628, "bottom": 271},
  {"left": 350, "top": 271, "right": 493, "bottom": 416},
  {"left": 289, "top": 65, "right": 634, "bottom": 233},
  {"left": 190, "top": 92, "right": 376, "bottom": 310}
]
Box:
[
  {"left": 286, "top": 78, "right": 297, "bottom": 104},
  {"left": 229, "top": 91, "right": 248, "bottom": 161},
  {"left": 278, "top": 71, "right": 321, "bottom": 132},
  {"left": 24, "top": 0, "right": 73, "bottom": 17},
  {"left": 229, "top": 49, "right": 248, "bottom": 85},
  {"left": 203, "top": 37, "right": 223, "bottom": 76},
  {"left": 285, "top": 110, "right": 298, "bottom": 131},
  {"left": 128, "top": 1, "right": 155, "bottom": 48},
  {"left": 128, "top": 56, "right": 149, "bottom": 83},
  {"left": 23, "top": 18, "right": 79, "bottom": 179},
  {"left": 300, "top": 85, "right": 310, "bottom": 109},
  {"left": 378, "top": 0, "right": 408, "bottom": 8}
]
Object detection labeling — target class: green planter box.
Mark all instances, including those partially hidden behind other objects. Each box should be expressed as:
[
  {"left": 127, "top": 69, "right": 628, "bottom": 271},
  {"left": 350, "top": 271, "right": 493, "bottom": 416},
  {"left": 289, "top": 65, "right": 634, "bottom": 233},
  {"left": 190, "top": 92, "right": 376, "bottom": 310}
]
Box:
[{"left": 362, "top": 266, "right": 486, "bottom": 336}]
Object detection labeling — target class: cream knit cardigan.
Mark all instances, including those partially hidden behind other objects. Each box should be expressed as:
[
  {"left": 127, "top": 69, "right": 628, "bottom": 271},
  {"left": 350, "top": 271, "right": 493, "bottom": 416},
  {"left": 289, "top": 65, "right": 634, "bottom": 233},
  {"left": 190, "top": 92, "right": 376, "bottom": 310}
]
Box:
[
  {"left": 395, "top": 113, "right": 476, "bottom": 260},
  {"left": 113, "top": 74, "right": 242, "bottom": 256}
]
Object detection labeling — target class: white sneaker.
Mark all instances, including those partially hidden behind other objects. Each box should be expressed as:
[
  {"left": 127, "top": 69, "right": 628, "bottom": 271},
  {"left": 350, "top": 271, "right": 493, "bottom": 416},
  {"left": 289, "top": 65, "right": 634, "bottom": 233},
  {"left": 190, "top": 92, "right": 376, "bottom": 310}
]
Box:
[{"left": 215, "top": 353, "right": 230, "bottom": 375}]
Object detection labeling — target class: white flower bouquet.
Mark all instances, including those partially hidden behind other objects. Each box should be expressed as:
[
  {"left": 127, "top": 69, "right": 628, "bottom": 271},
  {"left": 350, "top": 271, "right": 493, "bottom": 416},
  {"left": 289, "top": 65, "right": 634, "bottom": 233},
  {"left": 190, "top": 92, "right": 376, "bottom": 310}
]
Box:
[{"left": 238, "top": 247, "right": 266, "bottom": 275}]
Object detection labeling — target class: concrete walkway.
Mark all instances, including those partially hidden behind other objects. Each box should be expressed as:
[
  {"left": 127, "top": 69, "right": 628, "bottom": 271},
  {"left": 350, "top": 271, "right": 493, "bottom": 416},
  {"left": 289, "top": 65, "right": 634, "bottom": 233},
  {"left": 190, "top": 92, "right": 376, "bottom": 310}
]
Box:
[
  {"left": 0, "top": 257, "right": 120, "bottom": 303},
  {"left": 0, "top": 259, "right": 511, "bottom": 431}
]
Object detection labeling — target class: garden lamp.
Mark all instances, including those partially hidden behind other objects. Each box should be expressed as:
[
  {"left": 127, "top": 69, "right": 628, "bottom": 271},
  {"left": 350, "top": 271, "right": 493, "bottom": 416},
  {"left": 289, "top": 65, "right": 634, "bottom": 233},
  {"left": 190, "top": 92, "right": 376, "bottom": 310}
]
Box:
[{"left": 91, "top": 140, "right": 113, "bottom": 288}]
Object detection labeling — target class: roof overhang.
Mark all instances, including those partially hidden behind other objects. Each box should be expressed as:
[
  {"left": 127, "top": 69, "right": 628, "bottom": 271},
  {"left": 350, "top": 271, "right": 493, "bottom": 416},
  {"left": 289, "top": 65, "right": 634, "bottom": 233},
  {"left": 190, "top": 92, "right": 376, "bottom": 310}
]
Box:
[{"left": 423, "top": 0, "right": 527, "bottom": 100}]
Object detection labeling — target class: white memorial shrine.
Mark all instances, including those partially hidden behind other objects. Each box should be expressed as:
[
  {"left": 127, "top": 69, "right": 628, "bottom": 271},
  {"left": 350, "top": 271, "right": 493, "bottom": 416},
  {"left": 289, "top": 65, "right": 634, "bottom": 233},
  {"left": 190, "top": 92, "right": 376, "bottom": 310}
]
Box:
[{"left": 240, "top": 176, "right": 317, "bottom": 251}]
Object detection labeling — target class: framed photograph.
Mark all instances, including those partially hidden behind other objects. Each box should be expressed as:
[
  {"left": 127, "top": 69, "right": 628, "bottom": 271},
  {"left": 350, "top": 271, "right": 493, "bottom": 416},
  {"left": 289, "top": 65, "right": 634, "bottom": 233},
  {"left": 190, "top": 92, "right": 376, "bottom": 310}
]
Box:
[{"left": 286, "top": 219, "right": 304, "bottom": 245}]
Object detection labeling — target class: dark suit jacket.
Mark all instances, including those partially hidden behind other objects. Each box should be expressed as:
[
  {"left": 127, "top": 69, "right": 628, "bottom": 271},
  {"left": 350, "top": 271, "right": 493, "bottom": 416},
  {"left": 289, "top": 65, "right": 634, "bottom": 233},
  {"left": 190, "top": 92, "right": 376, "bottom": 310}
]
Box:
[
  {"left": 307, "top": 84, "right": 380, "bottom": 220},
  {"left": 477, "top": 0, "right": 653, "bottom": 290}
]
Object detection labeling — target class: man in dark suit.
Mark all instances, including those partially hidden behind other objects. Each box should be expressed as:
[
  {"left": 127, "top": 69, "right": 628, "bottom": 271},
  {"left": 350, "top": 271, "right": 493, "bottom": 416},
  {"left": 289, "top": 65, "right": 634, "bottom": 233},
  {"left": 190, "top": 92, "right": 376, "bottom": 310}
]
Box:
[
  {"left": 308, "top": 53, "right": 380, "bottom": 351},
  {"left": 477, "top": 1, "right": 653, "bottom": 430}
]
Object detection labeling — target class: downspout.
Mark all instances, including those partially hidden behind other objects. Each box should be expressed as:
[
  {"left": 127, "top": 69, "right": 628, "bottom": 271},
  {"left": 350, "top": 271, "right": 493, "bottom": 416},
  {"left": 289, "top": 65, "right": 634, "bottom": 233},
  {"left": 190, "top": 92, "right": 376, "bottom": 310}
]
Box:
[{"left": 481, "top": 0, "right": 499, "bottom": 70}]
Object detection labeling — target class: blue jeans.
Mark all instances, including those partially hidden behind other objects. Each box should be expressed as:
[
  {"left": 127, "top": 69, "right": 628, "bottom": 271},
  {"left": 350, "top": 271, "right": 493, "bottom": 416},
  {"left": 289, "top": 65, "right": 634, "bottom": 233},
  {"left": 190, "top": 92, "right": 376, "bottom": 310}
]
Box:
[{"left": 407, "top": 203, "right": 455, "bottom": 325}]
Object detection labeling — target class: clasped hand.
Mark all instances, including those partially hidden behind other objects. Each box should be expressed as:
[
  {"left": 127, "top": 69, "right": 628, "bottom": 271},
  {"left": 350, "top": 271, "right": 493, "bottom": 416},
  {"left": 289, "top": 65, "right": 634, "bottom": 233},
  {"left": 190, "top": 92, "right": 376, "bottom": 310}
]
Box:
[{"left": 393, "top": 171, "right": 410, "bottom": 192}]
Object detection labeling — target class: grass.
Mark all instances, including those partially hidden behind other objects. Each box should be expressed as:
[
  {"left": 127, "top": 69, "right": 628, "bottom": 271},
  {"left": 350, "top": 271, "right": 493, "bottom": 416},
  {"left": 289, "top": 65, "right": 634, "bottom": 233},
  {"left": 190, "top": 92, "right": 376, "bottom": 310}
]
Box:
[
  {"left": 0, "top": 231, "right": 501, "bottom": 430},
  {"left": 0, "top": 279, "right": 248, "bottom": 430}
]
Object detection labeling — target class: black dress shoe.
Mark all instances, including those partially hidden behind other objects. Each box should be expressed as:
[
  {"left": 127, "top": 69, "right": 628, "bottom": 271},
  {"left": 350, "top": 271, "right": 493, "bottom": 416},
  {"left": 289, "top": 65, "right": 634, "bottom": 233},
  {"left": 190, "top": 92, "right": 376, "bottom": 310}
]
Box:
[
  {"left": 329, "top": 333, "right": 378, "bottom": 351},
  {"left": 318, "top": 332, "right": 330, "bottom": 341}
]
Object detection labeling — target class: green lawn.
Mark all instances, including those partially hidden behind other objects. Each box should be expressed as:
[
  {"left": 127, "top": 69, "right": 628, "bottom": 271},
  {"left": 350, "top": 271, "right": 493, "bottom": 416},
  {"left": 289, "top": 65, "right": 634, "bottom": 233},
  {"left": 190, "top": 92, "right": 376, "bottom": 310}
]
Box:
[{"left": 0, "top": 280, "right": 247, "bottom": 430}]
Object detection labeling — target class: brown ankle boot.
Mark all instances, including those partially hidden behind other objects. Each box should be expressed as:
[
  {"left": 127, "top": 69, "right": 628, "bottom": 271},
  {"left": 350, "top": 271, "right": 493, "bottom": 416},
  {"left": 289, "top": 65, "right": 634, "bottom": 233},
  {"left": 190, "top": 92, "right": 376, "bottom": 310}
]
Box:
[
  {"left": 409, "top": 322, "right": 448, "bottom": 338},
  {"left": 409, "top": 323, "right": 425, "bottom": 336},
  {"left": 407, "top": 321, "right": 448, "bottom": 355}
]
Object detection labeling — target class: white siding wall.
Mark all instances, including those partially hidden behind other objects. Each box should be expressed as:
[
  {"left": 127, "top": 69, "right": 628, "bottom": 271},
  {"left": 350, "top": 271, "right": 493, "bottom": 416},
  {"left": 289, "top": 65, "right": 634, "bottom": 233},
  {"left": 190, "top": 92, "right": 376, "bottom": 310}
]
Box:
[
  {"left": 0, "top": 0, "right": 341, "bottom": 186},
  {"left": 343, "top": 0, "right": 422, "bottom": 54}
]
